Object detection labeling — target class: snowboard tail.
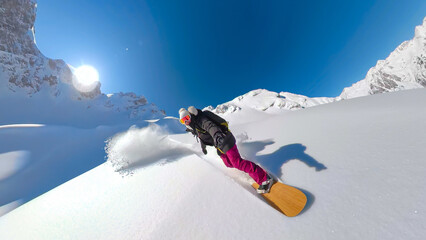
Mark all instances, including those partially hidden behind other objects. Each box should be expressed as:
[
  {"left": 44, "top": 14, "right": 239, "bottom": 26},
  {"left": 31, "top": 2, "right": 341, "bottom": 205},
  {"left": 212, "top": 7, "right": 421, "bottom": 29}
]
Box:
[{"left": 252, "top": 182, "right": 307, "bottom": 217}]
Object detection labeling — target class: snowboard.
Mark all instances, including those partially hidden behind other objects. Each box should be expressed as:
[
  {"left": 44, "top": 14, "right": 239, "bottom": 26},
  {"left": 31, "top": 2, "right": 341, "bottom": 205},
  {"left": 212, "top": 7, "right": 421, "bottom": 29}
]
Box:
[{"left": 252, "top": 182, "right": 307, "bottom": 217}]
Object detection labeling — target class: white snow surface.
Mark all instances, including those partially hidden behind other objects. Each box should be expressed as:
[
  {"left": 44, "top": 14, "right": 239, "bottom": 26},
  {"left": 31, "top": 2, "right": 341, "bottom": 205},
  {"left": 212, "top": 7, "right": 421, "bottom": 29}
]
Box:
[
  {"left": 1, "top": 88, "right": 426, "bottom": 240},
  {"left": 0, "top": 150, "right": 30, "bottom": 181}
]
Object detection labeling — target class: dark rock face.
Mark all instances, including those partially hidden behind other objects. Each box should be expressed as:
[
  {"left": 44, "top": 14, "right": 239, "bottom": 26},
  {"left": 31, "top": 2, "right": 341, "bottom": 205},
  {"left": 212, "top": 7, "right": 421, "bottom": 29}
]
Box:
[
  {"left": 0, "top": 0, "right": 99, "bottom": 97},
  {"left": 0, "top": 0, "right": 164, "bottom": 124}
]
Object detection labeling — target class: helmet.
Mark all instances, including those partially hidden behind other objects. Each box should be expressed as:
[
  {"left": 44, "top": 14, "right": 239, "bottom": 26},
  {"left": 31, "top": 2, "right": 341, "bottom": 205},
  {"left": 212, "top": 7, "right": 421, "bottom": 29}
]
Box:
[{"left": 188, "top": 106, "right": 198, "bottom": 116}]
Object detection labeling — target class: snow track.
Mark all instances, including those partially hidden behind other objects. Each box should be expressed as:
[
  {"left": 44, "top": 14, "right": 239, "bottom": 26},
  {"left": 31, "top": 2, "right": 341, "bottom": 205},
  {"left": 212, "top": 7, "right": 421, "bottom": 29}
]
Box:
[{"left": 1, "top": 89, "right": 426, "bottom": 239}]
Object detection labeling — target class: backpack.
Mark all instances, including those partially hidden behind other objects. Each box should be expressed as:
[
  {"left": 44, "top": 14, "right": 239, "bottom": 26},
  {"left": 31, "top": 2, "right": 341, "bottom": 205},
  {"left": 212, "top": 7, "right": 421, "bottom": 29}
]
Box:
[{"left": 201, "top": 110, "right": 229, "bottom": 133}]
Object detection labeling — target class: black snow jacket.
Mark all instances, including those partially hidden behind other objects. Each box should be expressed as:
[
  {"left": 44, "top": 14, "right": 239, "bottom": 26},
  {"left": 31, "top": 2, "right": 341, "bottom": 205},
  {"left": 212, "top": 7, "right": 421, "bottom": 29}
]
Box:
[{"left": 187, "top": 110, "right": 236, "bottom": 154}]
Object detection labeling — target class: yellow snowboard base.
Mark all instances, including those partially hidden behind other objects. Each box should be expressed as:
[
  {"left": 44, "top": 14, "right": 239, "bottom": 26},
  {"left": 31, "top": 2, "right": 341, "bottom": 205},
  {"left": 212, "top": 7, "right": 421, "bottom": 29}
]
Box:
[{"left": 252, "top": 182, "right": 307, "bottom": 217}]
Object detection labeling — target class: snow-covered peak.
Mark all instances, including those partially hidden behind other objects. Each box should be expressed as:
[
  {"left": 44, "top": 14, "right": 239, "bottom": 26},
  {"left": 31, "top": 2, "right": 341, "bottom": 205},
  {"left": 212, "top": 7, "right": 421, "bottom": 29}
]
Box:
[
  {"left": 414, "top": 17, "right": 426, "bottom": 39},
  {"left": 205, "top": 89, "right": 335, "bottom": 116},
  {"left": 0, "top": 0, "right": 164, "bottom": 127},
  {"left": 208, "top": 18, "right": 426, "bottom": 116},
  {"left": 340, "top": 17, "right": 426, "bottom": 99}
]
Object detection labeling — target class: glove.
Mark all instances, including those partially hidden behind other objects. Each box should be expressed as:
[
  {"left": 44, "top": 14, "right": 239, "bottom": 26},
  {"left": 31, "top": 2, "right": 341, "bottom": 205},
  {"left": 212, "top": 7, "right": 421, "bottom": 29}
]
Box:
[
  {"left": 201, "top": 142, "right": 207, "bottom": 155},
  {"left": 215, "top": 133, "right": 225, "bottom": 147},
  {"left": 185, "top": 128, "right": 194, "bottom": 133}
]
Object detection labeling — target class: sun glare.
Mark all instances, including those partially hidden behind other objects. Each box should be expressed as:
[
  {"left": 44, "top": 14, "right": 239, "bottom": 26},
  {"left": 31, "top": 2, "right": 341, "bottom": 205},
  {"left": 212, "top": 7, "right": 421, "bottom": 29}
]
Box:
[
  {"left": 73, "top": 65, "right": 99, "bottom": 93},
  {"left": 75, "top": 65, "right": 99, "bottom": 85}
]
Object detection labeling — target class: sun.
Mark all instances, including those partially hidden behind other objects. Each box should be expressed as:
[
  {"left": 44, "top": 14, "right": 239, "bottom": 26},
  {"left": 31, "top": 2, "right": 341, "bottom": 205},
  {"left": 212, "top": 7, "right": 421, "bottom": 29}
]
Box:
[
  {"left": 73, "top": 65, "right": 100, "bottom": 93},
  {"left": 75, "top": 65, "right": 99, "bottom": 86}
]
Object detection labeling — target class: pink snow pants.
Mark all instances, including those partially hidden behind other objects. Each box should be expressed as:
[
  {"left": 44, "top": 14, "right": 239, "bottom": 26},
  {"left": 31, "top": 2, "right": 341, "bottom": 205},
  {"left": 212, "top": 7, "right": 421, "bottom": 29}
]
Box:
[{"left": 220, "top": 145, "right": 268, "bottom": 185}]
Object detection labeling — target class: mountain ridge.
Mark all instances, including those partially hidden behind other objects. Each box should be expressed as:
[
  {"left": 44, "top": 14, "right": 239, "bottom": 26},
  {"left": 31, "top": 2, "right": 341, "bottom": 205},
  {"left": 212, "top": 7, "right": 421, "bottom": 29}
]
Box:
[
  {"left": 208, "top": 17, "right": 426, "bottom": 115},
  {"left": 0, "top": 0, "right": 164, "bottom": 127},
  {"left": 340, "top": 17, "right": 426, "bottom": 99}
]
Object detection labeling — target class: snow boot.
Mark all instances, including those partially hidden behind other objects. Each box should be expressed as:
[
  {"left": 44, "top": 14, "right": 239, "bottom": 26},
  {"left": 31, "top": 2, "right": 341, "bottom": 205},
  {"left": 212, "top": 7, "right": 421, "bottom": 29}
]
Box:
[{"left": 257, "top": 174, "right": 274, "bottom": 194}]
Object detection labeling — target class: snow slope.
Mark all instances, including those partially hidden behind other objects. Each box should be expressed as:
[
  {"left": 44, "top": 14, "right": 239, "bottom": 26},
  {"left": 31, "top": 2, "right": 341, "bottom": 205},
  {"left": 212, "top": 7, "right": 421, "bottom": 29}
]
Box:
[
  {"left": 0, "top": 118, "right": 183, "bottom": 216},
  {"left": 1, "top": 88, "right": 425, "bottom": 240}
]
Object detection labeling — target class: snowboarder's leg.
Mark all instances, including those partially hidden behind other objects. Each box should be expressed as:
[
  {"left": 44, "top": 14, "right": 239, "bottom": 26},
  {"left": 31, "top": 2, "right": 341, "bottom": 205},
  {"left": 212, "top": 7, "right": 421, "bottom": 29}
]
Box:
[
  {"left": 225, "top": 145, "right": 268, "bottom": 185},
  {"left": 219, "top": 153, "right": 233, "bottom": 168}
]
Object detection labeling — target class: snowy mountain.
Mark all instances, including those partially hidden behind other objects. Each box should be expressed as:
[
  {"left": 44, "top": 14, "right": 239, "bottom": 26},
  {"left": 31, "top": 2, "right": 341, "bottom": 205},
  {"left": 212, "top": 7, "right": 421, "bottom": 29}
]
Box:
[
  {"left": 208, "top": 18, "right": 426, "bottom": 116},
  {"left": 1, "top": 88, "right": 425, "bottom": 240},
  {"left": 0, "top": 0, "right": 164, "bottom": 127},
  {"left": 340, "top": 17, "right": 426, "bottom": 99},
  {"left": 205, "top": 89, "right": 335, "bottom": 116}
]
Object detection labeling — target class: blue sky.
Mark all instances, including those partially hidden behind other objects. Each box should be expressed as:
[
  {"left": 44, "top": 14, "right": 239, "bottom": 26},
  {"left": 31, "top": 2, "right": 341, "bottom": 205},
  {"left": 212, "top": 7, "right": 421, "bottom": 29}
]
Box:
[{"left": 35, "top": 0, "right": 426, "bottom": 115}]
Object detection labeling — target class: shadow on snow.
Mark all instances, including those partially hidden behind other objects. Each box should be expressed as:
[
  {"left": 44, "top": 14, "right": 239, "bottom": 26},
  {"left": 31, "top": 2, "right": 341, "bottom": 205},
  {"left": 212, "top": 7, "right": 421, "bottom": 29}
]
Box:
[{"left": 239, "top": 140, "right": 327, "bottom": 215}]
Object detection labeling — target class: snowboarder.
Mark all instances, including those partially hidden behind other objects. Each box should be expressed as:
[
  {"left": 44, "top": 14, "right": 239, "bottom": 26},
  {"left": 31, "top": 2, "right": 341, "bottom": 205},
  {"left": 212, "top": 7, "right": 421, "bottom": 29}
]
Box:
[{"left": 179, "top": 106, "right": 273, "bottom": 193}]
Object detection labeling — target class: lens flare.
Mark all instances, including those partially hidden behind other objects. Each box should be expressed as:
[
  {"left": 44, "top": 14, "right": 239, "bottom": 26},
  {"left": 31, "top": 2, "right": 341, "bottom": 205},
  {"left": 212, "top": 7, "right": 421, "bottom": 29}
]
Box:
[{"left": 73, "top": 65, "right": 99, "bottom": 93}]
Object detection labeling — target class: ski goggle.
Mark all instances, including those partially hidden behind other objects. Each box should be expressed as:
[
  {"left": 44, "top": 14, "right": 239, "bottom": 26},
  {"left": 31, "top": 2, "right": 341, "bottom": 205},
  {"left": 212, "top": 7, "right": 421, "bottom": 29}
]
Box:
[{"left": 180, "top": 115, "right": 191, "bottom": 125}]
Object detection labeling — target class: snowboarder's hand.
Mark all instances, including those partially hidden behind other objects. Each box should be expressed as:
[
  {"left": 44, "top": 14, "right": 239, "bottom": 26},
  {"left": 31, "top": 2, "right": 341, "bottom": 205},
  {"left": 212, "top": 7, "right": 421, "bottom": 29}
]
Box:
[
  {"left": 200, "top": 142, "right": 207, "bottom": 155},
  {"left": 185, "top": 128, "right": 194, "bottom": 133},
  {"left": 215, "top": 133, "right": 225, "bottom": 146}
]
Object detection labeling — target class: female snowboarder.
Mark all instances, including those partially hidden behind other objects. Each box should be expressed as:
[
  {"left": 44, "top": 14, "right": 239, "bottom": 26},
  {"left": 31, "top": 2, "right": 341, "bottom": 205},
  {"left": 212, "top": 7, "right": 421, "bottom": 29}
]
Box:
[{"left": 179, "top": 106, "right": 273, "bottom": 193}]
